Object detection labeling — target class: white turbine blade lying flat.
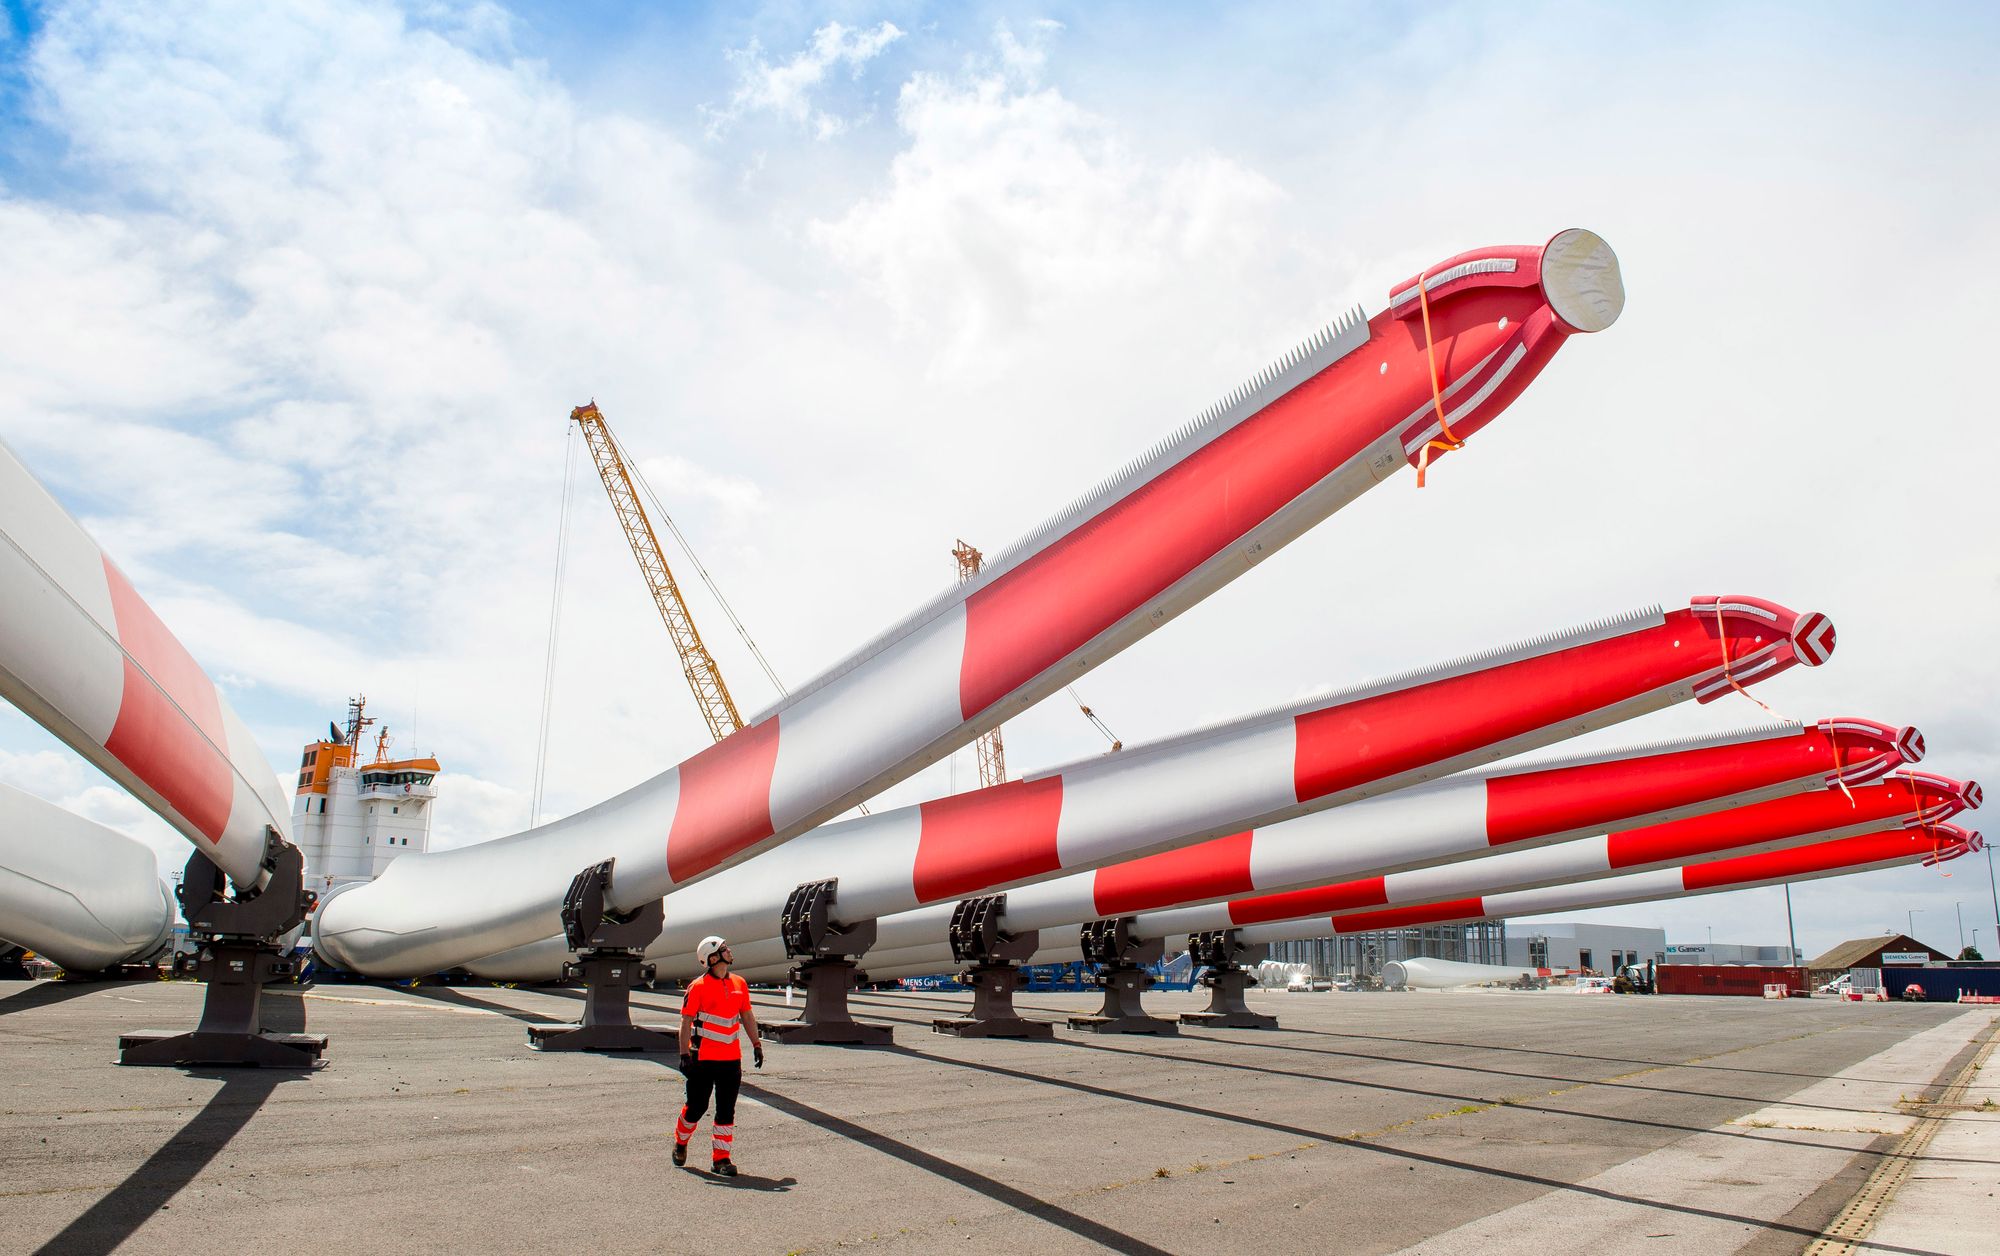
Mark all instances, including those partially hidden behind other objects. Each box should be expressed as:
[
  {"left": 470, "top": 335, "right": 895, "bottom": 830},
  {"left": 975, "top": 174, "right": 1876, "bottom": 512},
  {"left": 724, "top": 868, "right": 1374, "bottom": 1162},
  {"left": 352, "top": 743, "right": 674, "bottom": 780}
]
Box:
[
  {"left": 1384, "top": 958, "right": 1545, "bottom": 989},
  {"left": 324, "top": 231, "right": 1625, "bottom": 978},
  {"left": 0, "top": 781, "right": 175, "bottom": 972},
  {"left": 0, "top": 440, "right": 289, "bottom": 887}
]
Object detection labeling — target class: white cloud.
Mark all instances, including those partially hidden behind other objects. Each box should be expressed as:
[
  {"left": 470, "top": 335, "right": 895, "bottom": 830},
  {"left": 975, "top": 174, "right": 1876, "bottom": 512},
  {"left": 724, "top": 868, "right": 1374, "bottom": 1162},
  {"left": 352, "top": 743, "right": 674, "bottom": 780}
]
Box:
[
  {"left": 706, "top": 20, "right": 904, "bottom": 140},
  {"left": 427, "top": 770, "right": 533, "bottom": 851},
  {"left": 633, "top": 452, "right": 765, "bottom": 515},
  {"left": 810, "top": 54, "right": 1289, "bottom": 376}
]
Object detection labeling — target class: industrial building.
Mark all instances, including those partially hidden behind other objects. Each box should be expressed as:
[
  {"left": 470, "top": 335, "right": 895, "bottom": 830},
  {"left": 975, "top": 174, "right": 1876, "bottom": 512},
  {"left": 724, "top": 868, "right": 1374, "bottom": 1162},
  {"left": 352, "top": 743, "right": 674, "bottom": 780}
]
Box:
[
  {"left": 1502, "top": 921, "right": 1665, "bottom": 974},
  {"left": 1806, "top": 934, "right": 1954, "bottom": 972},
  {"left": 1267, "top": 923, "right": 1507, "bottom": 982},
  {"left": 1662, "top": 942, "right": 1800, "bottom": 965}
]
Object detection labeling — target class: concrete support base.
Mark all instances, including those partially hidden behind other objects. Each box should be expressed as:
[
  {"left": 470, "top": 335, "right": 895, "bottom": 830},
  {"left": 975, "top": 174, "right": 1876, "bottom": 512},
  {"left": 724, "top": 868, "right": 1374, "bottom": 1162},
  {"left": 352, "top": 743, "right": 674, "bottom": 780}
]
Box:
[
  {"left": 1067, "top": 964, "right": 1178, "bottom": 1036},
  {"left": 120, "top": 942, "right": 325, "bottom": 1067},
  {"left": 1180, "top": 966, "right": 1278, "bottom": 1029},
  {"left": 766, "top": 958, "right": 892, "bottom": 1046},
  {"left": 932, "top": 962, "right": 1055, "bottom": 1039},
  {"left": 528, "top": 951, "right": 675, "bottom": 1053}
]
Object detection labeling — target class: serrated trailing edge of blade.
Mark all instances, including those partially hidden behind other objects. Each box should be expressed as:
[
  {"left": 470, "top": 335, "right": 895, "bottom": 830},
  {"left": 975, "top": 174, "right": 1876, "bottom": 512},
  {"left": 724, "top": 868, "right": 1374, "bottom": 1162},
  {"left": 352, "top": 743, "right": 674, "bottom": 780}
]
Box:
[{"left": 753, "top": 306, "right": 1372, "bottom": 722}]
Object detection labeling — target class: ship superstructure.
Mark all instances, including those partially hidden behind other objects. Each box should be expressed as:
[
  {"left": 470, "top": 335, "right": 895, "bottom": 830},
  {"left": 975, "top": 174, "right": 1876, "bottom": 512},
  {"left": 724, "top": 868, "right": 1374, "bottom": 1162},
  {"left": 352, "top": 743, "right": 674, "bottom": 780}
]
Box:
[{"left": 292, "top": 697, "right": 438, "bottom": 901}]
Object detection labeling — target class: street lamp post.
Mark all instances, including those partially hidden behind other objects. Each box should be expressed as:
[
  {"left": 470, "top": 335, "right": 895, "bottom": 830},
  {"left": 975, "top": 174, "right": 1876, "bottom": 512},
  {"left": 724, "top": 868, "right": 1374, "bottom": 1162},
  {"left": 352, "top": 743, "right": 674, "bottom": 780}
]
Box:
[
  {"left": 1784, "top": 883, "right": 1799, "bottom": 965},
  {"left": 1958, "top": 902, "right": 1966, "bottom": 954},
  {"left": 1988, "top": 843, "right": 2000, "bottom": 954}
]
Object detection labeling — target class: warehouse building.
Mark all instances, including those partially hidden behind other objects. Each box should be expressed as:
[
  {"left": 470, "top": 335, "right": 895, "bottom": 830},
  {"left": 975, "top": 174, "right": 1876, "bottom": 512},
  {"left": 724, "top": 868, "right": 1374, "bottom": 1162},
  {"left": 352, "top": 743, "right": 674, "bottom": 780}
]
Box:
[
  {"left": 1503, "top": 922, "right": 1665, "bottom": 974},
  {"left": 1267, "top": 923, "right": 1507, "bottom": 982},
  {"left": 1806, "top": 934, "right": 1952, "bottom": 973},
  {"left": 1661, "top": 942, "right": 1799, "bottom": 965}
]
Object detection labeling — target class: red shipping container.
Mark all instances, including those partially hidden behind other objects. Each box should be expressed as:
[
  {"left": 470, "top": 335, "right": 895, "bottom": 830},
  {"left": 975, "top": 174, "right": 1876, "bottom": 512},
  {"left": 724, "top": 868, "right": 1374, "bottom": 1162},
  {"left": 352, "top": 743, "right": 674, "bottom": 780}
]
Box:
[{"left": 1656, "top": 965, "right": 1808, "bottom": 997}]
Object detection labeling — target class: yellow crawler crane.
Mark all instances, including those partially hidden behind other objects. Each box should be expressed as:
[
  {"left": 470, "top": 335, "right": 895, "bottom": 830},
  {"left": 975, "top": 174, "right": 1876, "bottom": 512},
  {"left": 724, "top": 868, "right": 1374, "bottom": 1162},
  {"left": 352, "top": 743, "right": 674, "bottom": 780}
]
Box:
[{"left": 570, "top": 402, "right": 743, "bottom": 742}]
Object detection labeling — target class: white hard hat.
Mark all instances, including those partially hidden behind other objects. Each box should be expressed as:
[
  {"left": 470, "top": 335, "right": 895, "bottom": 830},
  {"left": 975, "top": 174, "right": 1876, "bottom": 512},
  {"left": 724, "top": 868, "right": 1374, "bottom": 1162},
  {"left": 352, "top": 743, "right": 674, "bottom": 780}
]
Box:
[{"left": 696, "top": 936, "right": 729, "bottom": 966}]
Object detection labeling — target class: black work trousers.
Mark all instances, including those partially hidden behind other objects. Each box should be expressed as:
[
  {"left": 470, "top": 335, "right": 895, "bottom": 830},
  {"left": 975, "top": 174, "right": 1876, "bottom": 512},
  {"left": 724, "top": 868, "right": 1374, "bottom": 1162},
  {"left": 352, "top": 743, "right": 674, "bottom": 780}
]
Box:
[{"left": 683, "top": 1057, "right": 741, "bottom": 1126}]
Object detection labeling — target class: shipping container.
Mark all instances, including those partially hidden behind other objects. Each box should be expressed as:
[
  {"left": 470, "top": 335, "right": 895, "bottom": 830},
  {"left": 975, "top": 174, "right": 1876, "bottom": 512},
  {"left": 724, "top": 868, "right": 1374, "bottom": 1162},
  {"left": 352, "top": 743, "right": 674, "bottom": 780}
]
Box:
[
  {"left": 1655, "top": 964, "right": 1809, "bottom": 997},
  {"left": 1880, "top": 967, "right": 2000, "bottom": 1002}
]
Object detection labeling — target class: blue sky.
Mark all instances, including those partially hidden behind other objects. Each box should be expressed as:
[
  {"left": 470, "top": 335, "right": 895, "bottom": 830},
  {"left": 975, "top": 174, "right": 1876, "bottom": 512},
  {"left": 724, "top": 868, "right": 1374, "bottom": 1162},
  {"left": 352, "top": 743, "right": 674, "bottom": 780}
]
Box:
[{"left": 1, "top": 1, "right": 1998, "bottom": 960}]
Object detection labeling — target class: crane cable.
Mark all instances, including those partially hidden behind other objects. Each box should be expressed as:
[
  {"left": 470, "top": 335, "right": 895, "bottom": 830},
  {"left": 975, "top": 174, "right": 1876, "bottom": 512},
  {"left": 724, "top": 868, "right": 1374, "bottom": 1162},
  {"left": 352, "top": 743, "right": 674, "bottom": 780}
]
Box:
[
  {"left": 606, "top": 424, "right": 870, "bottom": 815},
  {"left": 610, "top": 428, "right": 787, "bottom": 699},
  {"left": 1067, "top": 684, "right": 1122, "bottom": 752},
  {"left": 529, "top": 425, "right": 579, "bottom": 828}
]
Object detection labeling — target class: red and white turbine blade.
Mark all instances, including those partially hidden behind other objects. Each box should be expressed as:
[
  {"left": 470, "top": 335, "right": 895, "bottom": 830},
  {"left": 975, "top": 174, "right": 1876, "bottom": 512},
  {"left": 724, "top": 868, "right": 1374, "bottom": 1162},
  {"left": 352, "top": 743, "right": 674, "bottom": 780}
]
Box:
[
  {"left": 833, "top": 827, "right": 1983, "bottom": 984},
  {"left": 1190, "top": 773, "right": 1973, "bottom": 931},
  {"left": 782, "top": 755, "right": 1953, "bottom": 983},
  {"left": 466, "top": 595, "right": 1830, "bottom": 983},
  {"left": 0, "top": 442, "right": 289, "bottom": 886},
  {"left": 1287, "top": 826, "right": 1982, "bottom": 940},
  {"left": 834, "top": 716, "right": 1908, "bottom": 965},
  {"left": 322, "top": 232, "right": 1626, "bottom": 976}
]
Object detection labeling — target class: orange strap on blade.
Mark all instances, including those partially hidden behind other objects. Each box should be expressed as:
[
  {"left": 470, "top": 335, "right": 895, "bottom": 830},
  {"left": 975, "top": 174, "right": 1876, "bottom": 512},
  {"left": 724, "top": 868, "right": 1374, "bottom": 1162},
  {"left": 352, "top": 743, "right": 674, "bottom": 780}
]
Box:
[
  {"left": 1825, "top": 723, "right": 1856, "bottom": 807},
  {"left": 1900, "top": 770, "right": 1953, "bottom": 875},
  {"left": 1711, "top": 602, "right": 1781, "bottom": 718},
  {"left": 1415, "top": 271, "right": 1465, "bottom": 489}
]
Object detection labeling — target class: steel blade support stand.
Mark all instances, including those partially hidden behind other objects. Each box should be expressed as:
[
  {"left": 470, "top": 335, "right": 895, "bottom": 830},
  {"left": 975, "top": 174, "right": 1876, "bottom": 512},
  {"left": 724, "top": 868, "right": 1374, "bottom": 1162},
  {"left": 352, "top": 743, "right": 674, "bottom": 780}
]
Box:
[
  {"left": 1069, "top": 917, "right": 1178, "bottom": 1035},
  {"left": 931, "top": 894, "right": 1052, "bottom": 1039},
  {"left": 1180, "top": 930, "right": 1277, "bottom": 1029},
  {"left": 767, "top": 879, "right": 891, "bottom": 1045},
  {"left": 119, "top": 829, "right": 326, "bottom": 1068},
  {"left": 528, "top": 859, "right": 673, "bottom": 1053}
]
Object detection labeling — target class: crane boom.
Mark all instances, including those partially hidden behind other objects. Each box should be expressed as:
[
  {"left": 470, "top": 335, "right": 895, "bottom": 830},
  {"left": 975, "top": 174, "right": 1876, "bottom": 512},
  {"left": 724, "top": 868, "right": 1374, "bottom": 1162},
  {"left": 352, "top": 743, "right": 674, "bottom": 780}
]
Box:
[
  {"left": 952, "top": 540, "right": 1008, "bottom": 788},
  {"left": 571, "top": 402, "right": 744, "bottom": 742}
]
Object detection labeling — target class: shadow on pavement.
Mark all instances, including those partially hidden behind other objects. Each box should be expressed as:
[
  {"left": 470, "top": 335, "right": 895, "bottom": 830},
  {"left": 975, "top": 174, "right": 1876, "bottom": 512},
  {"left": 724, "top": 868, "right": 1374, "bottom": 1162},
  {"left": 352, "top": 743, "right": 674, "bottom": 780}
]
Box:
[
  {"left": 33, "top": 1068, "right": 303, "bottom": 1256},
  {"left": 640, "top": 1054, "right": 1171, "bottom": 1254},
  {"left": 0, "top": 979, "right": 130, "bottom": 1017},
  {"left": 839, "top": 990, "right": 1982, "bottom": 1127},
  {"left": 881, "top": 1044, "right": 1959, "bottom": 1256},
  {"left": 394, "top": 984, "right": 569, "bottom": 1025},
  {"left": 692, "top": 1168, "right": 797, "bottom": 1192}
]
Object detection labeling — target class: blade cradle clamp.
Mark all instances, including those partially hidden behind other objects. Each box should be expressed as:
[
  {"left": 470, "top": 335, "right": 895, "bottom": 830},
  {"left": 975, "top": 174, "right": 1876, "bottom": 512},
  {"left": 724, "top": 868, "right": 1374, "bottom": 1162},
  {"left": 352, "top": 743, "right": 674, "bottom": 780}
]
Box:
[
  {"left": 119, "top": 828, "right": 328, "bottom": 1068},
  {"left": 1180, "top": 929, "right": 1278, "bottom": 1029},
  {"left": 529, "top": 859, "right": 675, "bottom": 1053},
  {"left": 1068, "top": 917, "right": 1178, "bottom": 1036},
  {"left": 933, "top": 894, "right": 1052, "bottom": 1039},
  {"left": 769, "top": 878, "right": 890, "bottom": 1046}
]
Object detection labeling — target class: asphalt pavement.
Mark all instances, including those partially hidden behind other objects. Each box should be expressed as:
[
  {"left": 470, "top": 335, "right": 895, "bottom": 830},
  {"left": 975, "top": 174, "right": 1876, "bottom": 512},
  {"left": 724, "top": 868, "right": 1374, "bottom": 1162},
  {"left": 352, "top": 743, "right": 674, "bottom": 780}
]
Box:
[{"left": 0, "top": 979, "right": 1990, "bottom": 1255}]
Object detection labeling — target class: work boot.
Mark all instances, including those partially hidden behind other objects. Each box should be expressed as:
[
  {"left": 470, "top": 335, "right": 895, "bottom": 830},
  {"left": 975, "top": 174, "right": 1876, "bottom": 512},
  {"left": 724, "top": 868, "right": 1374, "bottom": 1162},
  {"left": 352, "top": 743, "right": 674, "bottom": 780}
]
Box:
[
  {"left": 711, "top": 1158, "right": 738, "bottom": 1178},
  {"left": 672, "top": 1142, "right": 688, "bottom": 1167}
]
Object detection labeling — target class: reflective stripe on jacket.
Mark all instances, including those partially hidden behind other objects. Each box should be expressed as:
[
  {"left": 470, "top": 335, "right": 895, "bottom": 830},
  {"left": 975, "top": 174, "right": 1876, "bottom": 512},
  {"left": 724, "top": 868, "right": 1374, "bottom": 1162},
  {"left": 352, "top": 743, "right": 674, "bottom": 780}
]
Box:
[{"left": 683, "top": 973, "right": 751, "bottom": 1061}]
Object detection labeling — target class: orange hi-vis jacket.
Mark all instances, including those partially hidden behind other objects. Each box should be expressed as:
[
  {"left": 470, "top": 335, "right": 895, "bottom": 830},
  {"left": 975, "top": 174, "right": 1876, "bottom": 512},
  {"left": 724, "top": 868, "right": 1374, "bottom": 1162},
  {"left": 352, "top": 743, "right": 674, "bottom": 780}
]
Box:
[{"left": 683, "top": 972, "right": 751, "bottom": 1062}]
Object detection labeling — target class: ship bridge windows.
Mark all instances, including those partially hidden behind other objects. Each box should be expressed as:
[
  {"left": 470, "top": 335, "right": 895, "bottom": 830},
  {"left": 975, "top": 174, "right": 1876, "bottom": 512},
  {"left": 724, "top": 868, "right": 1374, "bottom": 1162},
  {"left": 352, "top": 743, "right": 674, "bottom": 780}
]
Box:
[{"left": 359, "top": 770, "right": 436, "bottom": 787}]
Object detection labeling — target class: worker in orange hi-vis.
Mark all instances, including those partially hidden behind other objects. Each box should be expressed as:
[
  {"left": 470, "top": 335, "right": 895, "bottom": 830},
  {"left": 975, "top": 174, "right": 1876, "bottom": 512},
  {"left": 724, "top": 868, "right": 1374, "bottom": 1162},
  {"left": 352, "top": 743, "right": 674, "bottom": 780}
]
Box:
[{"left": 675, "top": 936, "right": 764, "bottom": 1176}]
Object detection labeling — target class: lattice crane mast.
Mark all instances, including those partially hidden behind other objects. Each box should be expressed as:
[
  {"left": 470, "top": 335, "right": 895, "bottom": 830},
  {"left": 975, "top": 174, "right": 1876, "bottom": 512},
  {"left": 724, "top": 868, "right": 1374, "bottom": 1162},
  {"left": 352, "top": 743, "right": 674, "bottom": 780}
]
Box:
[
  {"left": 570, "top": 402, "right": 744, "bottom": 742},
  {"left": 952, "top": 539, "right": 1008, "bottom": 788}
]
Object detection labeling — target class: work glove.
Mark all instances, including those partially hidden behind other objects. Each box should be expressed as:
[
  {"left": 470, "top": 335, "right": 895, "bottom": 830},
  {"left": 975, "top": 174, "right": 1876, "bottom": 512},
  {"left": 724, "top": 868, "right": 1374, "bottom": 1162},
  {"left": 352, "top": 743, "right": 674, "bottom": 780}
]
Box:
[
  {"left": 678, "top": 1051, "right": 694, "bottom": 1077},
  {"left": 752, "top": 1042, "right": 765, "bottom": 1070}
]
